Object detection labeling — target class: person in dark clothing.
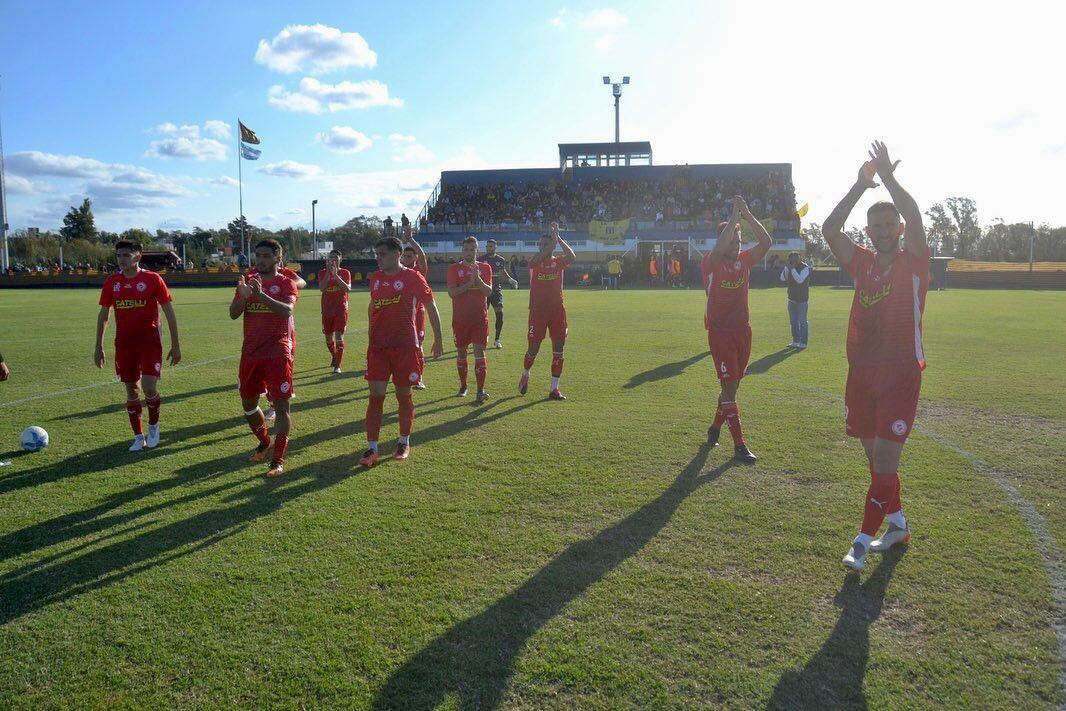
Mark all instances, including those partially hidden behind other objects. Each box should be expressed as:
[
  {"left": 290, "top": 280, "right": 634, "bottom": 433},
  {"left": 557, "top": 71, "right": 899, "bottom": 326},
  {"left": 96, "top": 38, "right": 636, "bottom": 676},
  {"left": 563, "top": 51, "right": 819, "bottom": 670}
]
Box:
[{"left": 779, "top": 251, "right": 811, "bottom": 349}]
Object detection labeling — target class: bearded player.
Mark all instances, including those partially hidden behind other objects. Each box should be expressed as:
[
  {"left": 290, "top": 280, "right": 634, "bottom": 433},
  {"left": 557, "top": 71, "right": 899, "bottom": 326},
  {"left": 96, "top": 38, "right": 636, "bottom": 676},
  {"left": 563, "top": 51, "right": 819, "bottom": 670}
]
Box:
[
  {"left": 360, "top": 237, "right": 444, "bottom": 466},
  {"left": 823, "top": 141, "right": 930, "bottom": 572},
  {"left": 448, "top": 237, "right": 493, "bottom": 403},
  {"left": 318, "top": 249, "right": 352, "bottom": 374},
  {"left": 401, "top": 238, "right": 429, "bottom": 389},
  {"left": 95, "top": 240, "right": 181, "bottom": 451},
  {"left": 479, "top": 238, "right": 519, "bottom": 348},
  {"left": 520, "top": 222, "right": 575, "bottom": 400},
  {"left": 230, "top": 239, "right": 299, "bottom": 478},
  {"left": 702, "top": 196, "right": 771, "bottom": 464},
  {"left": 256, "top": 256, "right": 305, "bottom": 423}
]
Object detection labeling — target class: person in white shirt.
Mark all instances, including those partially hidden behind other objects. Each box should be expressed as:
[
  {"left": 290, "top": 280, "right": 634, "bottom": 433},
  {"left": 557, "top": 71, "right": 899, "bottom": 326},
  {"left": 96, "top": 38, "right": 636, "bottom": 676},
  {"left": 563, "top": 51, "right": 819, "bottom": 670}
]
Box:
[{"left": 779, "top": 252, "right": 811, "bottom": 349}]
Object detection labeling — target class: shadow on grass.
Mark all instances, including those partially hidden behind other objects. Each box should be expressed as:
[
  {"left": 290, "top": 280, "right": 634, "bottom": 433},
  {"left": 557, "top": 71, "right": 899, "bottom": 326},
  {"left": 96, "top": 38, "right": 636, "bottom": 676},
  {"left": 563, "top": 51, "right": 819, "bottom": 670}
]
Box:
[
  {"left": 746, "top": 348, "right": 799, "bottom": 376},
  {"left": 49, "top": 383, "right": 236, "bottom": 423},
  {"left": 372, "top": 443, "right": 730, "bottom": 710},
  {"left": 0, "top": 395, "right": 538, "bottom": 625},
  {"left": 766, "top": 547, "right": 906, "bottom": 710},
  {"left": 623, "top": 352, "right": 709, "bottom": 389}
]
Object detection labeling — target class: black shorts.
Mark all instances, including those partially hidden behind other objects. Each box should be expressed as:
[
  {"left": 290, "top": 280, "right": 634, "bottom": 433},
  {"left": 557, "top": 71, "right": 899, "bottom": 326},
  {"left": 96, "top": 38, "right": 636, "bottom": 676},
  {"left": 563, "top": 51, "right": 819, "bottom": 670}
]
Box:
[{"left": 488, "top": 290, "right": 504, "bottom": 309}]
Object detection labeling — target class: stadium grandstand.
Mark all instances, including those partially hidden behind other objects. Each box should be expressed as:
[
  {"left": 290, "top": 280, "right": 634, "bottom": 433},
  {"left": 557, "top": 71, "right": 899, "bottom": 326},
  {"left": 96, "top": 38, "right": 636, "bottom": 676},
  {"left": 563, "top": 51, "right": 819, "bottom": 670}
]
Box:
[{"left": 412, "top": 140, "right": 802, "bottom": 283}]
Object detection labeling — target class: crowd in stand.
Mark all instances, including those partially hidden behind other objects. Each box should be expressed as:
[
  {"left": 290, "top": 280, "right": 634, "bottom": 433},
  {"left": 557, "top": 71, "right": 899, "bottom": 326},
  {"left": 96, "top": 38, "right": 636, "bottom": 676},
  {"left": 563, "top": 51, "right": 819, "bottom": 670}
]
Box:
[{"left": 425, "top": 173, "right": 796, "bottom": 230}]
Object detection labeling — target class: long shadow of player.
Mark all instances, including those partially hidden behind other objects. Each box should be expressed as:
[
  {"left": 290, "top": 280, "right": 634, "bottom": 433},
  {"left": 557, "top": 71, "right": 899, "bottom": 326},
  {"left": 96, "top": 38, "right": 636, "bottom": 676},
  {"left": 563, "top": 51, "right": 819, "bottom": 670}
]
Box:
[
  {"left": 623, "top": 352, "right": 709, "bottom": 389},
  {"left": 0, "top": 395, "right": 474, "bottom": 567},
  {"left": 0, "top": 387, "right": 366, "bottom": 498},
  {"left": 0, "top": 457, "right": 363, "bottom": 625},
  {"left": 746, "top": 348, "right": 799, "bottom": 376},
  {"left": 371, "top": 444, "right": 729, "bottom": 711},
  {"left": 48, "top": 383, "right": 236, "bottom": 423},
  {"left": 765, "top": 547, "right": 906, "bottom": 710}
]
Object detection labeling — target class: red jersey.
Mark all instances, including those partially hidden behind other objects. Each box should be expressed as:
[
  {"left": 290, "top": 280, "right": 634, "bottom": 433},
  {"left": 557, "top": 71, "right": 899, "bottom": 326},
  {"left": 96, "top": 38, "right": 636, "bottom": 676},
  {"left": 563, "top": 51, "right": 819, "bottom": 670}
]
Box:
[
  {"left": 447, "top": 261, "right": 492, "bottom": 324},
  {"left": 235, "top": 273, "right": 299, "bottom": 359},
  {"left": 845, "top": 244, "right": 931, "bottom": 369},
  {"left": 529, "top": 255, "right": 567, "bottom": 313},
  {"left": 368, "top": 267, "right": 434, "bottom": 348},
  {"left": 702, "top": 249, "right": 756, "bottom": 331},
  {"left": 317, "top": 267, "right": 351, "bottom": 317},
  {"left": 99, "top": 270, "right": 172, "bottom": 345},
  {"left": 413, "top": 263, "right": 428, "bottom": 315}
]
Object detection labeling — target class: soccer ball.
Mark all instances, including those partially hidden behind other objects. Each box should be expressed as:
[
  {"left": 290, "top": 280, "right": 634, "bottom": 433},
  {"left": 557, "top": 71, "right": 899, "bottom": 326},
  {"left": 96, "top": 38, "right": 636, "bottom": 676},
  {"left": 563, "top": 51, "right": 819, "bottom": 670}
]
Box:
[{"left": 20, "top": 426, "right": 49, "bottom": 452}]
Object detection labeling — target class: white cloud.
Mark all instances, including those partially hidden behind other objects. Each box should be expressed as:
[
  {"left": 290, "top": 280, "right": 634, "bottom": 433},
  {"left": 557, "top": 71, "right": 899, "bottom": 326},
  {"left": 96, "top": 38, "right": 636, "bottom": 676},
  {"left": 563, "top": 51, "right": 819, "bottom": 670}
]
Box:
[
  {"left": 377, "top": 197, "right": 398, "bottom": 208},
  {"left": 259, "top": 160, "right": 323, "bottom": 179},
  {"left": 992, "top": 111, "right": 1036, "bottom": 131},
  {"left": 7, "top": 151, "right": 112, "bottom": 178},
  {"left": 255, "top": 24, "right": 377, "bottom": 75},
  {"left": 203, "top": 120, "right": 231, "bottom": 139},
  {"left": 268, "top": 78, "right": 402, "bottom": 114},
  {"left": 389, "top": 133, "right": 433, "bottom": 162},
  {"left": 145, "top": 122, "right": 227, "bottom": 161},
  {"left": 5, "top": 175, "right": 53, "bottom": 195},
  {"left": 316, "top": 125, "right": 373, "bottom": 153},
  {"left": 213, "top": 176, "right": 239, "bottom": 187},
  {"left": 285, "top": 208, "right": 305, "bottom": 215},
  {"left": 550, "top": 7, "right": 627, "bottom": 48},
  {"left": 581, "top": 8, "right": 628, "bottom": 30}
]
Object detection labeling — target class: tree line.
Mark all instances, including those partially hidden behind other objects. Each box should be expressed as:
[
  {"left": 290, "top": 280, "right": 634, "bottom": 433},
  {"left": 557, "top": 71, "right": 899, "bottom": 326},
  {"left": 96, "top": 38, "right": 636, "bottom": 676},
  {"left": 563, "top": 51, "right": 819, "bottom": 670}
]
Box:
[
  {"left": 803, "top": 196, "right": 1066, "bottom": 264},
  {"left": 6, "top": 198, "right": 387, "bottom": 268}
]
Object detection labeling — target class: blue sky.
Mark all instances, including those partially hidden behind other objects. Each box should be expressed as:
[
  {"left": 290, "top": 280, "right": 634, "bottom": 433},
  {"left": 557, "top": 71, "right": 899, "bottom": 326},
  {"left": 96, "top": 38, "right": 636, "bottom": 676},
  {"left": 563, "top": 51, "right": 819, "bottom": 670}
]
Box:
[{"left": 2, "top": 0, "right": 1062, "bottom": 233}]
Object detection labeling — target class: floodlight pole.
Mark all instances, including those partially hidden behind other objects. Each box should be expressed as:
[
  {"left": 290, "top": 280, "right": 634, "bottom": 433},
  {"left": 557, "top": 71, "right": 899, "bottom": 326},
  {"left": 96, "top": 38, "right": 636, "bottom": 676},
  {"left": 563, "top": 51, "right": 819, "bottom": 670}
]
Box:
[
  {"left": 1029, "top": 221, "right": 1034, "bottom": 273},
  {"left": 614, "top": 92, "right": 620, "bottom": 144},
  {"left": 312, "top": 199, "right": 318, "bottom": 259}
]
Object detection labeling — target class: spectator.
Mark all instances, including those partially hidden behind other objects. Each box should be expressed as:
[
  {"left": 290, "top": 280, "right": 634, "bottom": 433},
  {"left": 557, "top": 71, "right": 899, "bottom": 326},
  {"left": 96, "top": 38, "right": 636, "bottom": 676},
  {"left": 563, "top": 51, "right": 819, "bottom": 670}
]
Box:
[
  {"left": 606, "top": 255, "right": 622, "bottom": 289},
  {"left": 383, "top": 215, "right": 395, "bottom": 237},
  {"left": 669, "top": 254, "right": 683, "bottom": 288},
  {"left": 649, "top": 253, "right": 660, "bottom": 285},
  {"left": 780, "top": 251, "right": 811, "bottom": 349}
]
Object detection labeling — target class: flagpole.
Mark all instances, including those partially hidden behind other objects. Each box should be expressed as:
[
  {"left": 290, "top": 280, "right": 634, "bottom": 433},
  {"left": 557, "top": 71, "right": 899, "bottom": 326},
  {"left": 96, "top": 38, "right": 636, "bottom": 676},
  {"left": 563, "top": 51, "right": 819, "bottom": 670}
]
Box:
[
  {"left": 0, "top": 76, "right": 9, "bottom": 273},
  {"left": 237, "top": 116, "right": 245, "bottom": 261}
]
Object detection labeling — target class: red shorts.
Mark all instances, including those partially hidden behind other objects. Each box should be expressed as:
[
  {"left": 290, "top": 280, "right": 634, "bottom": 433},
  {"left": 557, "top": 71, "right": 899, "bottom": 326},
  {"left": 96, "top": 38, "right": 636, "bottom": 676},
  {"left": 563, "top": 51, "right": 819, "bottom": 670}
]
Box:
[
  {"left": 845, "top": 362, "right": 922, "bottom": 442},
  {"left": 528, "top": 308, "right": 568, "bottom": 343},
  {"left": 453, "top": 319, "right": 489, "bottom": 349},
  {"left": 365, "top": 346, "right": 423, "bottom": 387},
  {"left": 238, "top": 356, "right": 294, "bottom": 401},
  {"left": 115, "top": 338, "right": 163, "bottom": 383},
  {"left": 322, "top": 311, "right": 348, "bottom": 335},
  {"left": 415, "top": 308, "right": 426, "bottom": 344},
  {"left": 708, "top": 326, "right": 751, "bottom": 383}
]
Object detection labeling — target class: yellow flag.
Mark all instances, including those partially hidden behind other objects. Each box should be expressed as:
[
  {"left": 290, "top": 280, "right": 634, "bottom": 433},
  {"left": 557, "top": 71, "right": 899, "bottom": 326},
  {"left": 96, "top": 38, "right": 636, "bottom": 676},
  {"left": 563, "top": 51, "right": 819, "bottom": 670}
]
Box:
[
  {"left": 795, "top": 202, "right": 809, "bottom": 218},
  {"left": 589, "top": 218, "right": 631, "bottom": 245}
]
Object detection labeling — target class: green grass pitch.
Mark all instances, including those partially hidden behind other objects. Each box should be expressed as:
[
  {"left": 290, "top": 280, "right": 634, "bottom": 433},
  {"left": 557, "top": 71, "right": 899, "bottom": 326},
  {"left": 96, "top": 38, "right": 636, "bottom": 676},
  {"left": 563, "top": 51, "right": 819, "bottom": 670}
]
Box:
[{"left": 0, "top": 285, "right": 1062, "bottom": 708}]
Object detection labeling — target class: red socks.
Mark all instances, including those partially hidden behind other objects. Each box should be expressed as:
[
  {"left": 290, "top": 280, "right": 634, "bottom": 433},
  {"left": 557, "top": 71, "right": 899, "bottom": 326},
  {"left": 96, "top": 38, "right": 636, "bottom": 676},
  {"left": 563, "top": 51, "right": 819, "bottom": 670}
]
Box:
[
  {"left": 335, "top": 340, "right": 345, "bottom": 367},
  {"left": 474, "top": 358, "right": 487, "bottom": 391},
  {"left": 272, "top": 433, "right": 289, "bottom": 465},
  {"left": 397, "top": 391, "right": 414, "bottom": 437},
  {"left": 523, "top": 352, "right": 536, "bottom": 371},
  {"left": 126, "top": 399, "right": 143, "bottom": 436},
  {"left": 145, "top": 394, "right": 161, "bottom": 426},
  {"left": 861, "top": 472, "right": 899, "bottom": 536},
  {"left": 712, "top": 404, "right": 726, "bottom": 430},
  {"left": 550, "top": 352, "right": 564, "bottom": 378},
  {"left": 327, "top": 341, "right": 337, "bottom": 364},
  {"left": 721, "top": 401, "right": 744, "bottom": 446},
  {"left": 366, "top": 394, "right": 386, "bottom": 442},
  {"left": 457, "top": 358, "right": 469, "bottom": 389}
]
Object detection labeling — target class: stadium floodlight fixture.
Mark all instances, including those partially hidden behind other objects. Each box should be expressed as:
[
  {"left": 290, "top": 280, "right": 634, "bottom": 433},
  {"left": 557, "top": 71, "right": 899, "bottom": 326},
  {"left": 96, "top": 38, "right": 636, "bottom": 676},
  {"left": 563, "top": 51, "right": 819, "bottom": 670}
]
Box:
[
  {"left": 600, "top": 75, "right": 631, "bottom": 146},
  {"left": 622, "top": 76, "right": 630, "bottom": 84},
  {"left": 603, "top": 76, "right": 611, "bottom": 84}
]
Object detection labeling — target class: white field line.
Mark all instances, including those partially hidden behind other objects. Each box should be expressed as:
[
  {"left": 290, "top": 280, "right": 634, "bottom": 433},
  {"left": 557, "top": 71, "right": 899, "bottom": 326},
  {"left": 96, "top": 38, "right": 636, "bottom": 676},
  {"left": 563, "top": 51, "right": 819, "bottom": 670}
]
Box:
[
  {"left": 757, "top": 373, "right": 1066, "bottom": 701},
  {"left": 0, "top": 355, "right": 238, "bottom": 409}
]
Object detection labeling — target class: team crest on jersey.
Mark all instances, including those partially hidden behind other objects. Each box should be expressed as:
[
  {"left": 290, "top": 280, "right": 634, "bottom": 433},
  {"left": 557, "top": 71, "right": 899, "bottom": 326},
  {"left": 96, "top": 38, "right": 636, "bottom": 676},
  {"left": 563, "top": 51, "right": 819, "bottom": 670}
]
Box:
[
  {"left": 393, "top": 279, "right": 404, "bottom": 291},
  {"left": 280, "top": 382, "right": 291, "bottom": 394},
  {"left": 734, "top": 260, "right": 741, "bottom": 270},
  {"left": 458, "top": 268, "right": 466, "bottom": 278},
  {"left": 113, "top": 283, "right": 121, "bottom": 291},
  {"left": 154, "top": 362, "right": 161, "bottom": 373},
  {"left": 891, "top": 419, "right": 907, "bottom": 436},
  {"left": 136, "top": 281, "right": 147, "bottom": 292},
  {"left": 269, "top": 284, "right": 280, "bottom": 295},
  {"left": 373, "top": 279, "right": 380, "bottom": 290},
  {"left": 408, "top": 372, "right": 419, "bottom": 383}
]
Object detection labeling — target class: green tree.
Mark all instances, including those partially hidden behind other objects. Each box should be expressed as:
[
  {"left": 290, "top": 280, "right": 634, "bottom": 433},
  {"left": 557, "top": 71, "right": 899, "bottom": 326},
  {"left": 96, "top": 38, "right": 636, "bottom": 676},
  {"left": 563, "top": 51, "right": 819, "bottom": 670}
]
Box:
[
  {"left": 945, "top": 197, "right": 980, "bottom": 259},
  {"left": 924, "top": 203, "right": 957, "bottom": 256},
  {"left": 326, "top": 215, "right": 382, "bottom": 256},
  {"left": 60, "top": 198, "right": 97, "bottom": 242},
  {"left": 120, "top": 228, "right": 154, "bottom": 246}
]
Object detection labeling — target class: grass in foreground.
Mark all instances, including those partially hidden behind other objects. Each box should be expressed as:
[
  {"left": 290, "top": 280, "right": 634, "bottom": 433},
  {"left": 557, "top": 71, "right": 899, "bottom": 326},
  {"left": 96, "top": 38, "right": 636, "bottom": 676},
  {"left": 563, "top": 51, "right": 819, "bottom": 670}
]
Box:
[{"left": 0, "top": 286, "right": 1062, "bottom": 708}]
